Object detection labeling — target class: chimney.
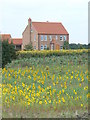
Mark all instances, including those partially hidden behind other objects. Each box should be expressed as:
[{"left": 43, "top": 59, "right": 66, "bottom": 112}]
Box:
[
  {"left": 28, "top": 18, "right": 32, "bottom": 43},
  {"left": 28, "top": 18, "right": 32, "bottom": 26}
]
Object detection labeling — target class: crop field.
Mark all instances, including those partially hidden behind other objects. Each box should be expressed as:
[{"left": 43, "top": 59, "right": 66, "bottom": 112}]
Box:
[{"left": 1, "top": 51, "right": 89, "bottom": 118}]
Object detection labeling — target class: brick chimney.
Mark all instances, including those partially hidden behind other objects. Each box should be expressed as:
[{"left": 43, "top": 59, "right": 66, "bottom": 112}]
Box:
[
  {"left": 28, "top": 18, "right": 32, "bottom": 26},
  {"left": 28, "top": 18, "right": 32, "bottom": 43}
]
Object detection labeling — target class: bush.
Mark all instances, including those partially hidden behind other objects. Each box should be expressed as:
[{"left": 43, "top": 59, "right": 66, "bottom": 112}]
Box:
[
  {"left": 63, "top": 41, "right": 69, "bottom": 49},
  {"left": 24, "top": 43, "right": 33, "bottom": 51},
  {"left": 2, "top": 40, "right": 16, "bottom": 68},
  {"left": 17, "top": 49, "right": 88, "bottom": 59}
]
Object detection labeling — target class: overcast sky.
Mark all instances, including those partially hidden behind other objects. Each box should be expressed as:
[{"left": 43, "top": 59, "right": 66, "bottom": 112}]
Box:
[{"left": 0, "top": 0, "right": 89, "bottom": 44}]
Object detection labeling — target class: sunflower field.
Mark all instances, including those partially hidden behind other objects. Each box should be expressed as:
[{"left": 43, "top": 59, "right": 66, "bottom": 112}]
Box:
[{"left": 1, "top": 50, "right": 89, "bottom": 118}]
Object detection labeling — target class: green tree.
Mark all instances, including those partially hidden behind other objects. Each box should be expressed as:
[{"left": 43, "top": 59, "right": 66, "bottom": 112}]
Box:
[
  {"left": 2, "top": 40, "right": 16, "bottom": 68},
  {"left": 63, "top": 41, "right": 69, "bottom": 49}
]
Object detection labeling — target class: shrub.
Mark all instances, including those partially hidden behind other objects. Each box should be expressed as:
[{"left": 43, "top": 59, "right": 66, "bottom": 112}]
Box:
[
  {"left": 24, "top": 43, "right": 33, "bottom": 51},
  {"left": 63, "top": 41, "right": 69, "bottom": 49},
  {"left": 2, "top": 40, "right": 16, "bottom": 68},
  {"left": 17, "top": 49, "right": 88, "bottom": 59}
]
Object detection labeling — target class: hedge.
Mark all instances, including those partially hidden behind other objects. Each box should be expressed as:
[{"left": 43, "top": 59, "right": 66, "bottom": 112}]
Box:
[{"left": 17, "top": 49, "right": 88, "bottom": 59}]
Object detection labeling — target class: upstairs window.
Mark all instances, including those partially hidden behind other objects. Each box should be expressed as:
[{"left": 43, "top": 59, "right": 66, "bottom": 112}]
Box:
[
  {"left": 45, "top": 35, "right": 47, "bottom": 41},
  {"left": 34, "top": 35, "right": 36, "bottom": 41},
  {"left": 64, "top": 35, "right": 66, "bottom": 41},
  {"left": 49, "top": 35, "right": 52, "bottom": 41},
  {"left": 60, "top": 36, "right": 63, "bottom": 40},
  {"left": 41, "top": 35, "right": 43, "bottom": 41}
]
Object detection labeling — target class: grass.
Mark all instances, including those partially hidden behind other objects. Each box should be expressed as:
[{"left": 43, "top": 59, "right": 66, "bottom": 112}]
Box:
[{"left": 2, "top": 52, "right": 89, "bottom": 118}]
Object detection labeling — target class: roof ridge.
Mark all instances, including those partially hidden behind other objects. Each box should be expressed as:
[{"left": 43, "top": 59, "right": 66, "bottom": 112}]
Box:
[{"left": 32, "top": 21, "right": 61, "bottom": 24}]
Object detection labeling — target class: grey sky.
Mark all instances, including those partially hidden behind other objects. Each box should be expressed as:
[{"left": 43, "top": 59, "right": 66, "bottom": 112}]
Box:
[{"left": 0, "top": 0, "right": 88, "bottom": 44}]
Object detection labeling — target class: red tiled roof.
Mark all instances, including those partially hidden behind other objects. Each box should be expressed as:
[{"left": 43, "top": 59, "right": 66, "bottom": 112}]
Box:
[
  {"left": 0, "top": 34, "right": 11, "bottom": 41},
  {"left": 32, "top": 22, "right": 68, "bottom": 35},
  {"left": 9, "top": 38, "right": 22, "bottom": 45}
]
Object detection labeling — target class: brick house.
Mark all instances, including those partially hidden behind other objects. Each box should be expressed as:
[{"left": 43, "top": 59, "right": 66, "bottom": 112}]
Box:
[
  {"left": 22, "top": 18, "right": 69, "bottom": 50},
  {"left": 0, "top": 34, "right": 22, "bottom": 50}
]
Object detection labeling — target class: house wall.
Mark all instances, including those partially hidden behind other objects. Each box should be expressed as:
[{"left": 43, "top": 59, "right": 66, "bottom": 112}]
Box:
[
  {"left": 22, "top": 19, "right": 69, "bottom": 50},
  {"left": 38, "top": 34, "right": 69, "bottom": 50},
  {"left": 22, "top": 25, "right": 30, "bottom": 49},
  {"left": 22, "top": 19, "right": 38, "bottom": 50},
  {"left": 31, "top": 25, "right": 38, "bottom": 50}
]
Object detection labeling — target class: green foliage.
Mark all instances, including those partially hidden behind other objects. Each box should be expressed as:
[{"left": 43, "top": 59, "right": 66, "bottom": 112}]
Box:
[
  {"left": 69, "top": 43, "right": 88, "bottom": 49},
  {"left": 63, "top": 41, "right": 69, "bottom": 49},
  {"left": 24, "top": 43, "right": 33, "bottom": 51},
  {"left": 17, "top": 49, "right": 88, "bottom": 59},
  {"left": 2, "top": 40, "right": 16, "bottom": 68},
  {"left": 0, "top": 39, "right": 2, "bottom": 68}
]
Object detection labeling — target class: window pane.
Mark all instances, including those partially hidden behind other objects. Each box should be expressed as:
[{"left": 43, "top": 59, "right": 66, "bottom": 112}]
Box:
[
  {"left": 41, "top": 35, "right": 43, "bottom": 41},
  {"left": 49, "top": 35, "right": 52, "bottom": 41},
  {"left": 64, "top": 36, "right": 66, "bottom": 41},
  {"left": 60, "top": 46, "right": 63, "bottom": 49},
  {"left": 34, "top": 35, "right": 36, "bottom": 41},
  {"left": 41, "top": 45, "right": 44, "bottom": 50},
  {"left": 44, "top": 45, "right": 47, "bottom": 49},
  {"left": 45, "top": 35, "right": 47, "bottom": 41},
  {"left": 56, "top": 35, "right": 58, "bottom": 40},
  {"left": 60, "top": 36, "right": 63, "bottom": 40}
]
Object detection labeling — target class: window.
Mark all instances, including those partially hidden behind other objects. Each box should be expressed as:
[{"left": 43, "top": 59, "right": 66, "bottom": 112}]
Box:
[
  {"left": 60, "top": 36, "right": 63, "bottom": 40},
  {"left": 56, "top": 35, "right": 58, "bottom": 40},
  {"left": 64, "top": 35, "right": 66, "bottom": 41},
  {"left": 60, "top": 46, "right": 63, "bottom": 50},
  {"left": 45, "top": 35, "right": 47, "bottom": 41},
  {"left": 49, "top": 35, "right": 52, "bottom": 41},
  {"left": 44, "top": 45, "right": 47, "bottom": 50},
  {"left": 41, "top": 45, "right": 44, "bottom": 50},
  {"left": 34, "top": 35, "right": 36, "bottom": 41},
  {"left": 41, "top": 35, "right": 43, "bottom": 41},
  {"left": 34, "top": 46, "right": 36, "bottom": 50}
]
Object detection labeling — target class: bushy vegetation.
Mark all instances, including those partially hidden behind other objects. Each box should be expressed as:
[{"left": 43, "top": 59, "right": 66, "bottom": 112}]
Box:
[
  {"left": 2, "top": 52, "right": 88, "bottom": 118},
  {"left": 17, "top": 49, "right": 88, "bottom": 59},
  {"left": 63, "top": 41, "right": 69, "bottom": 49},
  {"left": 24, "top": 43, "right": 33, "bottom": 51},
  {"left": 69, "top": 43, "right": 89, "bottom": 49},
  {"left": 2, "top": 40, "right": 16, "bottom": 68}
]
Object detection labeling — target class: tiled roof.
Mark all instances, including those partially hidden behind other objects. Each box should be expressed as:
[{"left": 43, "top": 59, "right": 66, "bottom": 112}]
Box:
[
  {"left": 0, "top": 34, "right": 11, "bottom": 41},
  {"left": 32, "top": 22, "right": 68, "bottom": 35},
  {"left": 9, "top": 38, "right": 22, "bottom": 45}
]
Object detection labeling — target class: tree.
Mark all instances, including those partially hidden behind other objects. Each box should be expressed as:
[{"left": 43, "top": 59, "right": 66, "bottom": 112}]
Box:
[
  {"left": 63, "top": 41, "right": 69, "bottom": 49},
  {"left": 2, "top": 40, "right": 16, "bottom": 68}
]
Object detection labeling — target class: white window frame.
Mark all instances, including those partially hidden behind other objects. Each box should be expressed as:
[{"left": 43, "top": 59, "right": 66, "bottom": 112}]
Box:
[
  {"left": 56, "top": 35, "right": 58, "bottom": 40},
  {"left": 44, "top": 45, "right": 47, "bottom": 50},
  {"left": 41, "top": 45, "right": 44, "bottom": 50},
  {"left": 41, "top": 35, "right": 43, "bottom": 41},
  {"left": 60, "top": 35, "right": 63, "bottom": 41},
  {"left": 44, "top": 35, "right": 47, "bottom": 41},
  {"left": 34, "top": 35, "right": 36, "bottom": 41},
  {"left": 64, "top": 35, "right": 66, "bottom": 41},
  {"left": 60, "top": 45, "right": 63, "bottom": 50},
  {"left": 49, "top": 35, "right": 52, "bottom": 41}
]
